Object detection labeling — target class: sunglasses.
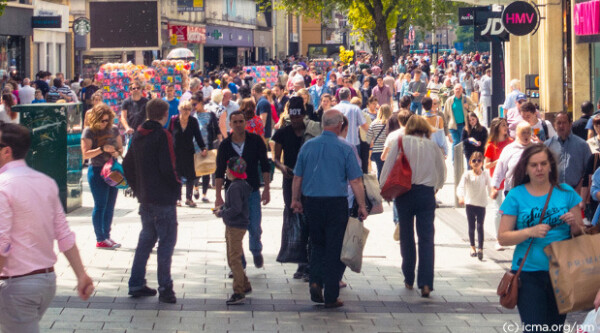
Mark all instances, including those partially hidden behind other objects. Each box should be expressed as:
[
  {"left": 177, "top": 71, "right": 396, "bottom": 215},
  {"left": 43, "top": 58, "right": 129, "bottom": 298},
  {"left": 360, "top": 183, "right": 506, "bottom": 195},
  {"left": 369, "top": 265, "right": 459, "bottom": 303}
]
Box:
[
  {"left": 101, "top": 119, "right": 110, "bottom": 123},
  {"left": 131, "top": 87, "right": 140, "bottom": 91},
  {"left": 471, "top": 159, "right": 482, "bottom": 163}
]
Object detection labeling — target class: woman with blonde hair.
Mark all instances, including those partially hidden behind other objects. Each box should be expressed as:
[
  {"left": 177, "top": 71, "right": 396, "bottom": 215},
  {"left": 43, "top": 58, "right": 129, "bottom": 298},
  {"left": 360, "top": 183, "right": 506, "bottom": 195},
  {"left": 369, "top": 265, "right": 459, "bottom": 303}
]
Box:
[
  {"left": 84, "top": 91, "right": 104, "bottom": 128},
  {"left": 379, "top": 115, "right": 446, "bottom": 297},
  {"left": 297, "top": 88, "right": 316, "bottom": 121},
  {"left": 366, "top": 103, "right": 392, "bottom": 179},
  {"left": 81, "top": 103, "right": 123, "bottom": 249}
]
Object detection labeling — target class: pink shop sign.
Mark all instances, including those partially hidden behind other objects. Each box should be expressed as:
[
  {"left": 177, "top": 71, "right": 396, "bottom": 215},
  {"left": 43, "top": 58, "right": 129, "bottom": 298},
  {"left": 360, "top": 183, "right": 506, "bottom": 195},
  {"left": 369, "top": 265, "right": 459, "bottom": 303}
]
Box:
[{"left": 574, "top": 0, "right": 600, "bottom": 36}]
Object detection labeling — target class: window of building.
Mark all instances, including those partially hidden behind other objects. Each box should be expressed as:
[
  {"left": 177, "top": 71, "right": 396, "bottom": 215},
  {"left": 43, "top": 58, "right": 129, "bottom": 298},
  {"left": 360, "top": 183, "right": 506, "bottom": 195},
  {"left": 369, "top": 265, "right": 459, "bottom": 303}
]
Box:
[{"left": 57, "top": 44, "right": 62, "bottom": 73}]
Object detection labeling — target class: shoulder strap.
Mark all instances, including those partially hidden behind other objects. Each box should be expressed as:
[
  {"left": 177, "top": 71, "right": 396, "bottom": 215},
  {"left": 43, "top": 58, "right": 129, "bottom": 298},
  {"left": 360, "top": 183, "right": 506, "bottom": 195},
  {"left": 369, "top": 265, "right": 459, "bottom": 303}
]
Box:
[
  {"left": 541, "top": 121, "right": 549, "bottom": 140},
  {"left": 515, "top": 186, "right": 554, "bottom": 276},
  {"left": 398, "top": 135, "right": 405, "bottom": 155},
  {"left": 373, "top": 124, "right": 386, "bottom": 143}
]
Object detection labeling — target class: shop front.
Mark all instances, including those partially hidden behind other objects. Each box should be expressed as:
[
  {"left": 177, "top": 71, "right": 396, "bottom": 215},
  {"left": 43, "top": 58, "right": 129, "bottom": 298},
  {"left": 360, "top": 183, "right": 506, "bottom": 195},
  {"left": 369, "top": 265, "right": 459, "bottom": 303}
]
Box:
[
  {"left": 166, "top": 24, "right": 206, "bottom": 67},
  {"left": 575, "top": 0, "right": 600, "bottom": 105},
  {"left": 0, "top": 4, "right": 33, "bottom": 79},
  {"left": 204, "top": 25, "right": 253, "bottom": 69},
  {"left": 253, "top": 29, "right": 273, "bottom": 63},
  {"left": 32, "top": 0, "right": 70, "bottom": 77}
]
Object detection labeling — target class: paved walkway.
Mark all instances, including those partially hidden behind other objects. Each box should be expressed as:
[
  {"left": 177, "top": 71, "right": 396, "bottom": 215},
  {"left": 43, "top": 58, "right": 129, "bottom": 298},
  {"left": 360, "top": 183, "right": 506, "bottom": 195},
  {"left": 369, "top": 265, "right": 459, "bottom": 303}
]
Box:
[{"left": 41, "top": 160, "right": 588, "bottom": 333}]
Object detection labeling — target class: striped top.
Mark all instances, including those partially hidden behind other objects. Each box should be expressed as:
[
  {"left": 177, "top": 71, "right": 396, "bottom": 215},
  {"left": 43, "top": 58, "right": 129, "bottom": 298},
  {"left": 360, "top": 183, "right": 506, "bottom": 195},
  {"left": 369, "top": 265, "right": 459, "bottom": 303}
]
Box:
[{"left": 366, "top": 120, "right": 388, "bottom": 153}]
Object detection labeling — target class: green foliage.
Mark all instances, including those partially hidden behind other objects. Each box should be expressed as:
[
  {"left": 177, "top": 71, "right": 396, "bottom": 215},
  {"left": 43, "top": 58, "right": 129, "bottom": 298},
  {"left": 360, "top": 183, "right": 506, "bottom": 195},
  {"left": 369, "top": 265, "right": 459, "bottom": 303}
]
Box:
[{"left": 0, "top": 0, "right": 7, "bottom": 17}]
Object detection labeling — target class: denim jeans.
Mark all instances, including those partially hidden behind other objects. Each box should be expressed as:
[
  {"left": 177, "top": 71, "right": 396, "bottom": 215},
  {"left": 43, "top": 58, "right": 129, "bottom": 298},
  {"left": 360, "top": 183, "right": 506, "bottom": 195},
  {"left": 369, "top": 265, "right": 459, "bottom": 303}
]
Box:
[
  {"left": 88, "top": 165, "right": 118, "bottom": 242},
  {"left": 410, "top": 101, "right": 423, "bottom": 115},
  {"left": 449, "top": 123, "right": 465, "bottom": 161},
  {"left": 303, "top": 196, "right": 348, "bottom": 304},
  {"left": 394, "top": 185, "right": 436, "bottom": 289},
  {"left": 129, "top": 204, "right": 178, "bottom": 293},
  {"left": 248, "top": 190, "right": 263, "bottom": 257},
  {"left": 0, "top": 272, "right": 56, "bottom": 333},
  {"left": 517, "top": 271, "right": 566, "bottom": 333},
  {"left": 370, "top": 152, "right": 384, "bottom": 181}
]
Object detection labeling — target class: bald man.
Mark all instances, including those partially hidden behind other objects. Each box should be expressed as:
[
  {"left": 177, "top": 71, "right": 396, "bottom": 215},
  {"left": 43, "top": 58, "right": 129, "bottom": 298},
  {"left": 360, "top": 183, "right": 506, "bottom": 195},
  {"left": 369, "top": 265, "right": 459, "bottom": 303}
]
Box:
[
  {"left": 291, "top": 109, "right": 367, "bottom": 308},
  {"left": 19, "top": 78, "right": 36, "bottom": 104}
]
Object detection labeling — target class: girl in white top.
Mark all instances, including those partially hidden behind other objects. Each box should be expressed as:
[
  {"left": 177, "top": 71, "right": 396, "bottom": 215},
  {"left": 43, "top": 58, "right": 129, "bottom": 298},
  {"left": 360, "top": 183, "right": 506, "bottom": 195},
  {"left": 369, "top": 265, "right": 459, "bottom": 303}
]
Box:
[{"left": 457, "top": 151, "right": 492, "bottom": 260}]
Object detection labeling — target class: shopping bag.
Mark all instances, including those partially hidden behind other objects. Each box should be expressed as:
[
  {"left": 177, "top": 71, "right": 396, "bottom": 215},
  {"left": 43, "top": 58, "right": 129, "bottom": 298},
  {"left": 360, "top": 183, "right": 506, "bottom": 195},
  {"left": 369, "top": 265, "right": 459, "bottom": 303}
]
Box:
[
  {"left": 544, "top": 233, "right": 600, "bottom": 314},
  {"left": 579, "top": 309, "right": 600, "bottom": 333},
  {"left": 101, "top": 157, "right": 128, "bottom": 189},
  {"left": 341, "top": 217, "right": 370, "bottom": 273},
  {"left": 276, "top": 213, "right": 309, "bottom": 264},
  {"left": 363, "top": 174, "right": 383, "bottom": 215},
  {"left": 381, "top": 136, "right": 412, "bottom": 201},
  {"left": 194, "top": 149, "right": 217, "bottom": 177}
]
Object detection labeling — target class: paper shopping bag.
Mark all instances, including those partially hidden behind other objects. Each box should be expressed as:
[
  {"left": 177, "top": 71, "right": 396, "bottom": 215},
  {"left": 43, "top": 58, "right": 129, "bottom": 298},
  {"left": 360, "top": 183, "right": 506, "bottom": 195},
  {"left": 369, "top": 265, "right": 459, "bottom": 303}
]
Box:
[
  {"left": 194, "top": 149, "right": 217, "bottom": 177},
  {"left": 544, "top": 233, "right": 600, "bottom": 314},
  {"left": 341, "top": 217, "right": 370, "bottom": 273}
]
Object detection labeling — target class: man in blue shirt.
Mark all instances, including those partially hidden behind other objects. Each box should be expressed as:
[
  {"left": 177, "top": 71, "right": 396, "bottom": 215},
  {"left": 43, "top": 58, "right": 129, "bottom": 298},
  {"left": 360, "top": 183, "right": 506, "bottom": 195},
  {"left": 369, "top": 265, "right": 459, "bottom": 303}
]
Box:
[
  {"left": 163, "top": 84, "right": 180, "bottom": 129},
  {"left": 502, "top": 79, "right": 522, "bottom": 111},
  {"left": 252, "top": 84, "right": 273, "bottom": 139},
  {"left": 291, "top": 109, "right": 367, "bottom": 309}
]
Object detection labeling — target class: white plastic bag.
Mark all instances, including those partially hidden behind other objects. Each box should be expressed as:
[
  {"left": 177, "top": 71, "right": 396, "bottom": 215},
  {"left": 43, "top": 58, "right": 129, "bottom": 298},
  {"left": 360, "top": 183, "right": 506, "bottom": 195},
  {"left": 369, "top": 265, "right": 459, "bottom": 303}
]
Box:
[
  {"left": 579, "top": 309, "right": 600, "bottom": 333},
  {"left": 340, "top": 217, "right": 370, "bottom": 273}
]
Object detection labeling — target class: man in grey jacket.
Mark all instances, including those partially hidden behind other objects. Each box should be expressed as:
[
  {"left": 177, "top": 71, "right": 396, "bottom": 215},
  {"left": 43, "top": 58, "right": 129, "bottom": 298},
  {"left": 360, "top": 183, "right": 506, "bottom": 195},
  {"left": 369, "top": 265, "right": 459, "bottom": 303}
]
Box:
[{"left": 407, "top": 69, "right": 427, "bottom": 115}]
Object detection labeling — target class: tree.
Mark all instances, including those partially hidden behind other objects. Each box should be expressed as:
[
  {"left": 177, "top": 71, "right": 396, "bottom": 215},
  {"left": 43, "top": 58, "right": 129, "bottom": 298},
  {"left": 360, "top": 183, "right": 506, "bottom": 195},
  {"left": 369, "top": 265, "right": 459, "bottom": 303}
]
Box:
[
  {"left": 270, "top": 0, "right": 462, "bottom": 71},
  {"left": 0, "top": 0, "right": 7, "bottom": 17},
  {"left": 455, "top": 26, "right": 490, "bottom": 53}
]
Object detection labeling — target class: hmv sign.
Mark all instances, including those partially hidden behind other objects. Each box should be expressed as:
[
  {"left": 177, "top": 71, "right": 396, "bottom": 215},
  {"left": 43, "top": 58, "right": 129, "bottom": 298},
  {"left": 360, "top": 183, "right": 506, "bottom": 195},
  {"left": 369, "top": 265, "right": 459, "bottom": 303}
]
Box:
[{"left": 501, "top": 1, "right": 540, "bottom": 36}]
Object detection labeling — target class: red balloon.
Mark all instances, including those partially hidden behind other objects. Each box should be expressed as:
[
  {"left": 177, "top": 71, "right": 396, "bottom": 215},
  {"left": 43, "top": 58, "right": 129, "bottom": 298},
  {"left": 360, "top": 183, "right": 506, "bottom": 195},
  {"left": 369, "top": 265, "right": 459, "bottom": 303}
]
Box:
[{"left": 184, "top": 64, "right": 191, "bottom": 70}]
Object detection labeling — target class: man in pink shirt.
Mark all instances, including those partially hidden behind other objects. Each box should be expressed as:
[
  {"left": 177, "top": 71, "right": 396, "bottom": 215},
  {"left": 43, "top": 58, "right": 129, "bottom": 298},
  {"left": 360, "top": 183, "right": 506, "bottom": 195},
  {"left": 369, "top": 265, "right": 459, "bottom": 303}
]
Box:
[
  {"left": 506, "top": 93, "right": 528, "bottom": 138},
  {"left": 0, "top": 123, "right": 93, "bottom": 332}
]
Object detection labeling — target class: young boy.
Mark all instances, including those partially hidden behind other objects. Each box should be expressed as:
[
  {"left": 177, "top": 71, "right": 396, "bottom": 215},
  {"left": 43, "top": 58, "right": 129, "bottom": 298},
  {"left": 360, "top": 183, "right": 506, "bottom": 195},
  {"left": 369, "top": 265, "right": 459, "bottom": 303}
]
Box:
[
  {"left": 215, "top": 156, "right": 253, "bottom": 305},
  {"left": 32, "top": 89, "right": 46, "bottom": 103}
]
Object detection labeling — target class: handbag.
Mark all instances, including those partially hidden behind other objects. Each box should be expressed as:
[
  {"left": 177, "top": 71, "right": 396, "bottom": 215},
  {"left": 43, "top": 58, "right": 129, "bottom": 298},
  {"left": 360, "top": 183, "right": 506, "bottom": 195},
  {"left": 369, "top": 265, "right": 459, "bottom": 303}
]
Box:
[
  {"left": 380, "top": 136, "right": 412, "bottom": 201},
  {"left": 497, "top": 187, "right": 553, "bottom": 309},
  {"left": 101, "top": 157, "right": 128, "bottom": 189},
  {"left": 194, "top": 149, "right": 217, "bottom": 177},
  {"left": 362, "top": 174, "right": 383, "bottom": 215},
  {"left": 341, "top": 217, "right": 370, "bottom": 273}
]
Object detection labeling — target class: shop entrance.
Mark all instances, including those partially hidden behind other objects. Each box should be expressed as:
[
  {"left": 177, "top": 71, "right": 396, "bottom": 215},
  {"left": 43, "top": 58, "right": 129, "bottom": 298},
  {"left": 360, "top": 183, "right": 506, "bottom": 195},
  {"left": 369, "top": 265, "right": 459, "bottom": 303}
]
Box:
[{"left": 223, "top": 47, "right": 237, "bottom": 68}]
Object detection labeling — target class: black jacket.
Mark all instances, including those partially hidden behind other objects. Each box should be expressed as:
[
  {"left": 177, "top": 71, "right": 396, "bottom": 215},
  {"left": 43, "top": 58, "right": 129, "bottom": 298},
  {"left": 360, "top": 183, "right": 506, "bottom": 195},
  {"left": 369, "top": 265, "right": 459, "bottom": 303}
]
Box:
[
  {"left": 216, "top": 132, "right": 269, "bottom": 192},
  {"left": 123, "top": 120, "right": 181, "bottom": 205}
]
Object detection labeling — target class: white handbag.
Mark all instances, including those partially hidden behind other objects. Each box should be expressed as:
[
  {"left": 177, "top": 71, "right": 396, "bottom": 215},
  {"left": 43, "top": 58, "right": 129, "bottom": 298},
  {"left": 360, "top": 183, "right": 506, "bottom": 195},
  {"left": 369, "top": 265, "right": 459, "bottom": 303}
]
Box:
[{"left": 340, "top": 217, "right": 370, "bottom": 273}]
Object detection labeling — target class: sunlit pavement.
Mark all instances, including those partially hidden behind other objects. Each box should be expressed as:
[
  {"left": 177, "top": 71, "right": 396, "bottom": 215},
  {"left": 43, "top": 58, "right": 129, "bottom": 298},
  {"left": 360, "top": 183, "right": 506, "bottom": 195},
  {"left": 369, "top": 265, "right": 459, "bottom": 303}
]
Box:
[{"left": 42, "top": 159, "right": 587, "bottom": 332}]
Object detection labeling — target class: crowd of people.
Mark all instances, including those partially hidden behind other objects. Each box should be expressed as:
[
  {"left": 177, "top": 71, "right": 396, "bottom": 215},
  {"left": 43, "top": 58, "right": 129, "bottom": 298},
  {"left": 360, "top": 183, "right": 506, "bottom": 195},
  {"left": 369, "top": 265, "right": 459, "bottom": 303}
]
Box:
[{"left": 3, "top": 49, "right": 600, "bottom": 332}]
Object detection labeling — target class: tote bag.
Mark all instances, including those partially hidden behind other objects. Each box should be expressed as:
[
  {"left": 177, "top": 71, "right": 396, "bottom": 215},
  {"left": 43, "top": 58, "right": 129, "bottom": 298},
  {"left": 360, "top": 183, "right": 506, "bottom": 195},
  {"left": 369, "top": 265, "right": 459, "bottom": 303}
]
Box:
[
  {"left": 194, "top": 149, "right": 217, "bottom": 177},
  {"left": 380, "top": 136, "right": 412, "bottom": 201},
  {"left": 341, "top": 217, "right": 370, "bottom": 273}
]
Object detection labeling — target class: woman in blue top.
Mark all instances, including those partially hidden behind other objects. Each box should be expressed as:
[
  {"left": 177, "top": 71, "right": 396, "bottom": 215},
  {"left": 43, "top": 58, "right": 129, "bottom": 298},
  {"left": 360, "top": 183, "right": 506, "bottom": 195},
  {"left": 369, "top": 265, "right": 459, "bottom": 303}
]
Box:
[{"left": 498, "top": 144, "right": 584, "bottom": 332}]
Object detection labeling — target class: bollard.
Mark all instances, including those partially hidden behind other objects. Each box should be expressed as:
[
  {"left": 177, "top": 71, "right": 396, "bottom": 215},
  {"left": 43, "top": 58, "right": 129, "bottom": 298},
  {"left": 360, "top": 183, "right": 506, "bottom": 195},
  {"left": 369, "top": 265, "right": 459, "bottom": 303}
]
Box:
[{"left": 453, "top": 142, "right": 464, "bottom": 207}]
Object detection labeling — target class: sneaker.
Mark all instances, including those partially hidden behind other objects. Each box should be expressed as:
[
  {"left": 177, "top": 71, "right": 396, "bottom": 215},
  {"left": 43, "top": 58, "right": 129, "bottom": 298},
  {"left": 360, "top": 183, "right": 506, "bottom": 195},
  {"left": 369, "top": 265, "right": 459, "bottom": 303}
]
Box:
[
  {"left": 194, "top": 187, "right": 200, "bottom": 200},
  {"left": 105, "top": 239, "right": 121, "bottom": 248},
  {"left": 185, "top": 199, "right": 197, "bottom": 208},
  {"left": 253, "top": 254, "right": 264, "bottom": 268},
  {"left": 226, "top": 293, "right": 246, "bottom": 305},
  {"left": 159, "top": 289, "right": 177, "bottom": 304},
  {"left": 176, "top": 201, "right": 182, "bottom": 207},
  {"left": 202, "top": 197, "right": 210, "bottom": 203},
  {"left": 96, "top": 241, "right": 115, "bottom": 250},
  {"left": 128, "top": 286, "right": 157, "bottom": 298},
  {"left": 293, "top": 271, "right": 304, "bottom": 279},
  {"left": 495, "top": 242, "right": 505, "bottom": 251},
  {"left": 324, "top": 299, "right": 344, "bottom": 308}
]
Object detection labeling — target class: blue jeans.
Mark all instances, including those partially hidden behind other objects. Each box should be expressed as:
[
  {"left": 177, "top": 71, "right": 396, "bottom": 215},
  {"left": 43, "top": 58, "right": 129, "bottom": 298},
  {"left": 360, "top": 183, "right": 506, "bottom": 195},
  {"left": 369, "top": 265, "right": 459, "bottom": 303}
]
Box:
[
  {"left": 248, "top": 190, "right": 263, "bottom": 257},
  {"left": 410, "top": 101, "right": 423, "bottom": 115},
  {"left": 517, "top": 271, "right": 566, "bottom": 332},
  {"left": 394, "top": 185, "right": 436, "bottom": 289},
  {"left": 449, "top": 123, "right": 465, "bottom": 160},
  {"left": 370, "top": 152, "right": 385, "bottom": 181},
  {"left": 129, "top": 204, "right": 178, "bottom": 292},
  {"left": 88, "top": 165, "right": 118, "bottom": 242},
  {"left": 303, "top": 196, "right": 348, "bottom": 304}
]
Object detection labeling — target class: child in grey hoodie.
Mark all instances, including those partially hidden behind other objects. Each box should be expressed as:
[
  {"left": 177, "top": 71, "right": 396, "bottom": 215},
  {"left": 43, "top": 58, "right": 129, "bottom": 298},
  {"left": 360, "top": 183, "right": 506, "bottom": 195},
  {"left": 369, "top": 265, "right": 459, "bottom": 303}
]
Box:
[{"left": 215, "top": 156, "right": 253, "bottom": 305}]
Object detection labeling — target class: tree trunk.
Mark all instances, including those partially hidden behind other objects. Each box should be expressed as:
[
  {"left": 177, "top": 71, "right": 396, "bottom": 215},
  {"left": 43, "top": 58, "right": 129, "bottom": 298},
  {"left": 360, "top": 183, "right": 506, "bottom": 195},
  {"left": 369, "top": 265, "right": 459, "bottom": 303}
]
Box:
[
  {"left": 395, "top": 18, "right": 407, "bottom": 58},
  {"left": 372, "top": 0, "right": 393, "bottom": 71}
]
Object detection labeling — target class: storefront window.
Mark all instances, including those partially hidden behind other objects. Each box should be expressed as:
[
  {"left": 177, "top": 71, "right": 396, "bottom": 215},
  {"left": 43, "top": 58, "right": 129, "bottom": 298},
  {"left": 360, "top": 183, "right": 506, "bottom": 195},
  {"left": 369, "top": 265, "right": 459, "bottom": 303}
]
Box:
[
  {"left": 593, "top": 44, "right": 600, "bottom": 105},
  {"left": 0, "top": 36, "right": 25, "bottom": 78}
]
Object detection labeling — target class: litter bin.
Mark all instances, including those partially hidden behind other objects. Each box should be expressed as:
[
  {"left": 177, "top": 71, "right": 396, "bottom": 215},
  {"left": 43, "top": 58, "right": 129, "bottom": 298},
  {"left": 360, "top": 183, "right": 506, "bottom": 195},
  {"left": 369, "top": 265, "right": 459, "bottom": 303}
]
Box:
[{"left": 12, "top": 103, "right": 83, "bottom": 213}]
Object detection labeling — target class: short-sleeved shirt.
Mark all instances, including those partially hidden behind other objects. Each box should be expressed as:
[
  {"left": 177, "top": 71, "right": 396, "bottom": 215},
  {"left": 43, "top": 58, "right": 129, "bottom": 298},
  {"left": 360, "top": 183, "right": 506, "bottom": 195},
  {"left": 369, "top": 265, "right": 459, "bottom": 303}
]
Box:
[
  {"left": 122, "top": 97, "right": 149, "bottom": 131},
  {"left": 334, "top": 101, "right": 366, "bottom": 146},
  {"left": 294, "top": 131, "right": 363, "bottom": 197},
  {"left": 256, "top": 97, "right": 272, "bottom": 138},
  {"left": 82, "top": 126, "right": 120, "bottom": 167},
  {"left": 500, "top": 184, "right": 581, "bottom": 272},
  {"left": 484, "top": 138, "right": 513, "bottom": 189},
  {"left": 272, "top": 124, "right": 303, "bottom": 168},
  {"left": 452, "top": 97, "right": 465, "bottom": 125},
  {"left": 163, "top": 97, "right": 180, "bottom": 129},
  {"left": 372, "top": 85, "right": 392, "bottom": 106},
  {"left": 544, "top": 134, "right": 592, "bottom": 188}
]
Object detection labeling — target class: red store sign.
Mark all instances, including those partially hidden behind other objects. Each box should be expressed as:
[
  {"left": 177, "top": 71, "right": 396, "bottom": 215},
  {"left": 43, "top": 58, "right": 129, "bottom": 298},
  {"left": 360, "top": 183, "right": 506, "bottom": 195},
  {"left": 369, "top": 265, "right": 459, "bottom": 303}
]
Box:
[{"left": 169, "top": 25, "right": 206, "bottom": 44}]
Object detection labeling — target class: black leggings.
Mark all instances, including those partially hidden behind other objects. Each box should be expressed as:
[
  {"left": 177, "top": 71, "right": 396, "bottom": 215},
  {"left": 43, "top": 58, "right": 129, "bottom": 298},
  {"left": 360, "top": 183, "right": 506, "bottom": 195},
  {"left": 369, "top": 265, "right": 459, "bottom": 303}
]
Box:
[
  {"left": 466, "top": 204, "right": 485, "bottom": 249},
  {"left": 185, "top": 178, "right": 197, "bottom": 200}
]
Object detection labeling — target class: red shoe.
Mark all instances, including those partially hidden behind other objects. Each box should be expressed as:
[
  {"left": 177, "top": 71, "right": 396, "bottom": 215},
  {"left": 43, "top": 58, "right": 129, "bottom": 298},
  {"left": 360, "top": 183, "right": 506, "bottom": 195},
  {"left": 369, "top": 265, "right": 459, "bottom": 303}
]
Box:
[
  {"left": 96, "top": 241, "right": 115, "bottom": 250},
  {"left": 105, "top": 239, "right": 121, "bottom": 248}
]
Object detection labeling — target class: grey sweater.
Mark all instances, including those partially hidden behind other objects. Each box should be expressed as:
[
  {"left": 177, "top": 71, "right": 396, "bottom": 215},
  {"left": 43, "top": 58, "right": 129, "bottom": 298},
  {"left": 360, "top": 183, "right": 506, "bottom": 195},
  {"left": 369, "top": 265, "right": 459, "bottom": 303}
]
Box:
[{"left": 221, "top": 179, "right": 252, "bottom": 228}]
